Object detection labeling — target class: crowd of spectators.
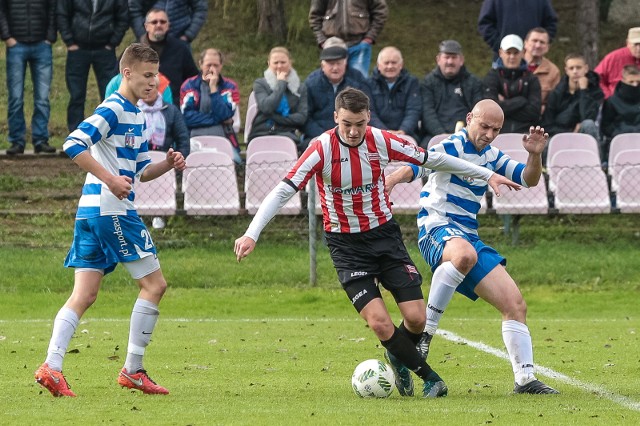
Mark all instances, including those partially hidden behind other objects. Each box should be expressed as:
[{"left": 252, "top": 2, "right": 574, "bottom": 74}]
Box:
[{"left": 1, "top": 0, "right": 639, "bottom": 167}]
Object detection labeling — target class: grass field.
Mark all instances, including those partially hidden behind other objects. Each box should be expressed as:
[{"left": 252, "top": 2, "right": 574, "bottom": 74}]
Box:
[
  {"left": 1, "top": 234, "right": 640, "bottom": 425},
  {"left": 2, "top": 285, "right": 639, "bottom": 425}
]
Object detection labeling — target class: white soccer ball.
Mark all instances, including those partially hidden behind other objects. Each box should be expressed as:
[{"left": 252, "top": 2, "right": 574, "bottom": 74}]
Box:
[{"left": 351, "top": 359, "right": 395, "bottom": 398}]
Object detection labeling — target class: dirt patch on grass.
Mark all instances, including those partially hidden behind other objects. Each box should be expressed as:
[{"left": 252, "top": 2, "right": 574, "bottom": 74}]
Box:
[{"left": 0, "top": 153, "right": 83, "bottom": 214}]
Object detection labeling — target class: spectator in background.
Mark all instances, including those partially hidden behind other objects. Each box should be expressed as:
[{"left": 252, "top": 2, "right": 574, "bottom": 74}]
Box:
[
  {"left": 600, "top": 65, "right": 640, "bottom": 162},
  {"left": 304, "top": 37, "right": 384, "bottom": 148},
  {"left": 478, "top": 0, "right": 557, "bottom": 61},
  {"left": 57, "top": 0, "right": 129, "bottom": 132},
  {"left": 180, "top": 48, "right": 241, "bottom": 162},
  {"left": 368, "top": 46, "right": 421, "bottom": 142},
  {"left": 0, "top": 0, "right": 57, "bottom": 155},
  {"left": 309, "top": 0, "right": 388, "bottom": 77},
  {"left": 483, "top": 35, "right": 541, "bottom": 134},
  {"left": 420, "top": 40, "right": 483, "bottom": 148},
  {"left": 140, "top": 8, "right": 198, "bottom": 105},
  {"left": 542, "top": 53, "right": 603, "bottom": 144},
  {"left": 138, "top": 77, "right": 190, "bottom": 229},
  {"left": 128, "top": 0, "right": 208, "bottom": 44},
  {"left": 594, "top": 27, "right": 640, "bottom": 99},
  {"left": 523, "top": 27, "right": 560, "bottom": 112},
  {"left": 248, "top": 47, "right": 308, "bottom": 151}
]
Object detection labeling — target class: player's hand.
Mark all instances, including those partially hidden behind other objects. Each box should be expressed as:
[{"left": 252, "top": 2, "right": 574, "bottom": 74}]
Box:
[
  {"left": 108, "top": 175, "right": 133, "bottom": 200},
  {"left": 234, "top": 236, "right": 256, "bottom": 262},
  {"left": 522, "top": 126, "right": 548, "bottom": 155},
  {"left": 276, "top": 70, "right": 288, "bottom": 81},
  {"left": 166, "top": 148, "right": 186, "bottom": 171},
  {"left": 488, "top": 173, "right": 521, "bottom": 198}
]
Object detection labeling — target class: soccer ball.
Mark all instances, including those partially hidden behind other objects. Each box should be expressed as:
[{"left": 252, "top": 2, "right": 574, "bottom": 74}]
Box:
[{"left": 351, "top": 359, "right": 395, "bottom": 398}]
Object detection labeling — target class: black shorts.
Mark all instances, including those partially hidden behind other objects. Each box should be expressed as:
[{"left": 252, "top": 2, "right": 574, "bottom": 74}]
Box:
[{"left": 325, "top": 220, "right": 423, "bottom": 312}]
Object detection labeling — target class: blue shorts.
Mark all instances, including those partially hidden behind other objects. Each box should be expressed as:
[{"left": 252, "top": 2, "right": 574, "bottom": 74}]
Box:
[
  {"left": 64, "top": 215, "right": 157, "bottom": 275},
  {"left": 418, "top": 224, "right": 505, "bottom": 301}
]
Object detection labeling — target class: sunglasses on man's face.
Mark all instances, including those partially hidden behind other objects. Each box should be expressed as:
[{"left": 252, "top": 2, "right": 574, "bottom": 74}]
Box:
[{"left": 146, "top": 19, "right": 168, "bottom": 25}]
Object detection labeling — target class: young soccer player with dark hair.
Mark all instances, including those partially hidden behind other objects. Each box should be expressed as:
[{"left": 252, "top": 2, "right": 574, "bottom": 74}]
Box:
[{"left": 234, "top": 87, "right": 519, "bottom": 398}]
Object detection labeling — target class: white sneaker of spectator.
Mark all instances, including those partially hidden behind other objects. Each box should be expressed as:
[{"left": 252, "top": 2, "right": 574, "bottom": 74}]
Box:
[{"left": 152, "top": 217, "right": 166, "bottom": 229}]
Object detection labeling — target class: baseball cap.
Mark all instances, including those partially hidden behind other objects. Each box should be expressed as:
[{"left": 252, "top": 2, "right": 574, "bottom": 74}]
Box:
[
  {"left": 500, "top": 34, "right": 524, "bottom": 51},
  {"left": 628, "top": 27, "right": 640, "bottom": 44},
  {"left": 320, "top": 37, "right": 348, "bottom": 61},
  {"left": 439, "top": 40, "right": 462, "bottom": 55}
]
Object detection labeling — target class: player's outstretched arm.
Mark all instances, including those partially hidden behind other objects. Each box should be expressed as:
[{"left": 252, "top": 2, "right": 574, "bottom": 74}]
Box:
[
  {"left": 385, "top": 165, "right": 415, "bottom": 196},
  {"left": 140, "top": 148, "right": 186, "bottom": 182},
  {"left": 521, "top": 126, "right": 547, "bottom": 187},
  {"left": 487, "top": 173, "right": 521, "bottom": 198},
  {"left": 234, "top": 236, "right": 256, "bottom": 262}
]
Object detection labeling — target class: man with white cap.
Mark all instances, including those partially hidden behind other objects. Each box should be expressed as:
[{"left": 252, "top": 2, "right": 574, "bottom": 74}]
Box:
[
  {"left": 483, "top": 34, "right": 541, "bottom": 133},
  {"left": 303, "top": 36, "right": 383, "bottom": 147},
  {"left": 595, "top": 27, "right": 640, "bottom": 99}
]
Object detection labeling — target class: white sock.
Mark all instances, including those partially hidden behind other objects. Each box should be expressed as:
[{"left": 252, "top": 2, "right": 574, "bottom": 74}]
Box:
[
  {"left": 502, "top": 320, "right": 536, "bottom": 385},
  {"left": 424, "top": 261, "right": 465, "bottom": 335},
  {"left": 124, "top": 298, "right": 159, "bottom": 374},
  {"left": 45, "top": 307, "right": 80, "bottom": 372}
]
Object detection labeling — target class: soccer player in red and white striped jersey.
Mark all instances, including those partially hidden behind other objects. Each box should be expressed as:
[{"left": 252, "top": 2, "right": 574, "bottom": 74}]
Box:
[{"left": 235, "top": 87, "right": 519, "bottom": 398}]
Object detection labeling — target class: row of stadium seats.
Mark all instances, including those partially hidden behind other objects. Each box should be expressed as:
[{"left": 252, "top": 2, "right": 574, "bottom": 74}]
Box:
[{"left": 135, "top": 133, "right": 640, "bottom": 217}]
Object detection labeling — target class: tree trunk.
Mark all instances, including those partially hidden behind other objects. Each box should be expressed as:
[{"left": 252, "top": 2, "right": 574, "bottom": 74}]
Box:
[
  {"left": 577, "top": 0, "right": 600, "bottom": 68},
  {"left": 257, "top": 0, "right": 287, "bottom": 41}
]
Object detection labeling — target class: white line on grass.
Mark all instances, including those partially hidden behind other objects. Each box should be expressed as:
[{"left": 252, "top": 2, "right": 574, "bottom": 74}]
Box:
[
  {"left": 3, "top": 317, "right": 639, "bottom": 411},
  {"left": 438, "top": 328, "right": 640, "bottom": 412}
]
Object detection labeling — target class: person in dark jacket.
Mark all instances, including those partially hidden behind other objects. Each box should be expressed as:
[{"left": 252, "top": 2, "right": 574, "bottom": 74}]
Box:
[
  {"left": 542, "top": 54, "right": 603, "bottom": 140},
  {"left": 420, "top": 40, "right": 484, "bottom": 147},
  {"left": 368, "top": 46, "right": 421, "bottom": 141},
  {"left": 57, "top": 0, "right": 129, "bottom": 132},
  {"left": 1, "top": 0, "right": 57, "bottom": 155},
  {"left": 309, "top": 0, "right": 388, "bottom": 77},
  {"left": 478, "top": 0, "right": 557, "bottom": 60},
  {"left": 483, "top": 34, "right": 541, "bottom": 134},
  {"left": 600, "top": 65, "right": 640, "bottom": 162},
  {"left": 128, "top": 0, "right": 208, "bottom": 44},
  {"left": 304, "top": 37, "right": 383, "bottom": 147},
  {"left": 141, "top": 8, "right": 198, "bottom": 106},
  {"left": 248, "top": 46, "right": 308, "bottom": 149}
]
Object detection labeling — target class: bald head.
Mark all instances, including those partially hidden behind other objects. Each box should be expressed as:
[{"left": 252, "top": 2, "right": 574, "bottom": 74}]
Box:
[
  {"left": 466, "top": 100, "right": 504, "bottom": 150},
  {"left": 471, "top": 99, "right": 504, "bottom": 122}
]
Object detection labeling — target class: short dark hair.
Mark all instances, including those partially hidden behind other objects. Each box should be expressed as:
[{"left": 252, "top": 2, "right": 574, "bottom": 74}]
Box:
[
  {"left": 119, "top": 43, "right": 159, "bottom": 72},
  {"left": 525, "top": 27, "right": 549, "bottom": 41},
  {"left": 335, "top": 87, "right": 369, "bottom": 114}
]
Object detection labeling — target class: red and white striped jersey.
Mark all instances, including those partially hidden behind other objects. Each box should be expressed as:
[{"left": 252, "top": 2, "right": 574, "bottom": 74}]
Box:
[{"left": 285, "top": 126, "right": 426, "bottom": 233}]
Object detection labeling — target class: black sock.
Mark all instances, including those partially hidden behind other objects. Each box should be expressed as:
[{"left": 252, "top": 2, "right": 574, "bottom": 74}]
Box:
[
  {"left": 399, "top": 321, "right": 422, "bottom": 345},
  {"left": 381, "top": 327, "right": 433, "bottom": 380}
]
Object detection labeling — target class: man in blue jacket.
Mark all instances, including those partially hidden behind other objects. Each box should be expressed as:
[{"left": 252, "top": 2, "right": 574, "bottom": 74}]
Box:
[
  {"left": 368, "top": 46, "right": 421, "bottom": 141},
  {"left": 478, "top": 0, "right": 557, "bottom": 60},
  {"left": 304, "top": 37, "right": 383, "bottom": 149}
]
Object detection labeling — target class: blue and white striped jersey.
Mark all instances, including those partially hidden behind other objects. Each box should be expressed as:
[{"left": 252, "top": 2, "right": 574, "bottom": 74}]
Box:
[
  {"left": 63, "top": 92, "right": 152, "bottom": 219},
  {"left": 410, "top": 129, "right": 528, "bottom": 237}
]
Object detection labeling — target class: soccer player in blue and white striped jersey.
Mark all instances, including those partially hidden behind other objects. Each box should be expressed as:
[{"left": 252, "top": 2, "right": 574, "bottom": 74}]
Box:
[
  {"left": 35, "top": 44, "right": 186, "bottom": 397},
  {"left": 386, "top": 99, "right": 559, "bottom": 395}
]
